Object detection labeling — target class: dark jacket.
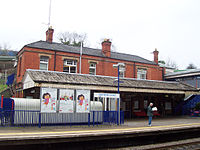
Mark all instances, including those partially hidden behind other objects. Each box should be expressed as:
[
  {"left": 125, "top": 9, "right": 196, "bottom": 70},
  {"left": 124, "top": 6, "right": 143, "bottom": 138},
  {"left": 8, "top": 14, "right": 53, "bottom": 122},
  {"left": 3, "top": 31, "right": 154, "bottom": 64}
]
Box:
[{"left": 147, "top": 106, "right": 153, "bottom": 117}]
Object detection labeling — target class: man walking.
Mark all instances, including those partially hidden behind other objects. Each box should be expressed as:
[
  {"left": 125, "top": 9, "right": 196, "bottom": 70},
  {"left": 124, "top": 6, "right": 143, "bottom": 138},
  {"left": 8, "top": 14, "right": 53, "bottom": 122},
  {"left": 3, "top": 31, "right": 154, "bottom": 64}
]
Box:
[{"left": 147, "top": 103, "right": 153, "bottom": 126}]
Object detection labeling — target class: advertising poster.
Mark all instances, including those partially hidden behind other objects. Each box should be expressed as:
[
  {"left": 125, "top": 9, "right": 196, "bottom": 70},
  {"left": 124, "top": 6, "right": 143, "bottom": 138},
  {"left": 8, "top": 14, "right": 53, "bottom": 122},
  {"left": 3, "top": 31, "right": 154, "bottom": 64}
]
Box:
[
  {"left": 40, "top": 88, "right": 57, "bottom": 113},
  {"left": 59, "top": 89, "right": 74, "bottom": 113},
  {"left": 76, "top": 90, "right": 90, "bottom": 113}
]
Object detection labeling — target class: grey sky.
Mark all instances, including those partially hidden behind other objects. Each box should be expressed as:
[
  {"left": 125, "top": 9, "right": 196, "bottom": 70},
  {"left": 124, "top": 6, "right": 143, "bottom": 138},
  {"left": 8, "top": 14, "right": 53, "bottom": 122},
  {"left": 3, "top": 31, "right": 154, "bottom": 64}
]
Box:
[{"left": 0, "top": 0, "right": 200, "bottom": 69}]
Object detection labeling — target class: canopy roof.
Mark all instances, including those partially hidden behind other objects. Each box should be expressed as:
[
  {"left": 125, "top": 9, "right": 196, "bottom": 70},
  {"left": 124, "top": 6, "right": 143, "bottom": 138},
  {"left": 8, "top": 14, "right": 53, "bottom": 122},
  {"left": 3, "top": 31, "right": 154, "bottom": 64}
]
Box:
[{"left": 23, "top": 69, "right": 198, "bottom": 94}]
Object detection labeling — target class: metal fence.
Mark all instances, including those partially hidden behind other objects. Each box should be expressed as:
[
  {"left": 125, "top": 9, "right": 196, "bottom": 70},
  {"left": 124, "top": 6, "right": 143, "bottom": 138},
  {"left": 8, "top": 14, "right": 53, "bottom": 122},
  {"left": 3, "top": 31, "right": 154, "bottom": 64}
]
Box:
[{"left": 0, "top": 110, "right": 124, "bottom": 127}]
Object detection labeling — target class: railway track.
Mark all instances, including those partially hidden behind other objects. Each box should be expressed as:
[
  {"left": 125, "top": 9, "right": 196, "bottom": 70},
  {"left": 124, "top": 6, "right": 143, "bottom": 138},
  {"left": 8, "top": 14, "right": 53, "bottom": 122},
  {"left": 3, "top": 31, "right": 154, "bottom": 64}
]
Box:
[
  {"left": 0, "top": 124, "right": 200, "bottom": 150},
  {"left": 116, "top": 138, "right": 200, "bottom": 150}
]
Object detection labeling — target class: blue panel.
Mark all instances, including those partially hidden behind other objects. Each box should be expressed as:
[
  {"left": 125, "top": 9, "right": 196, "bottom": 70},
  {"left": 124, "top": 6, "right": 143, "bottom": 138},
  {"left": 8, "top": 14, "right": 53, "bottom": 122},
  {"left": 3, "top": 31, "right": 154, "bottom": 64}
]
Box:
[
  {"left": 182, "top": 95, "right": 200, "bottom": 115},
  {"left": 0, "top": 97, "right": 14, "bottom": 111}
]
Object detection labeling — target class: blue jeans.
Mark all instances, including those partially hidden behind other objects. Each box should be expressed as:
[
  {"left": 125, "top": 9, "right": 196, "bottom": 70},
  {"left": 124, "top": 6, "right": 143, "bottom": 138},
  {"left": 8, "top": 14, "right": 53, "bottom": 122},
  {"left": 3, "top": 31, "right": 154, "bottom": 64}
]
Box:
[{"left": 148, "top": 116, "right": 152, "bottom": 125}]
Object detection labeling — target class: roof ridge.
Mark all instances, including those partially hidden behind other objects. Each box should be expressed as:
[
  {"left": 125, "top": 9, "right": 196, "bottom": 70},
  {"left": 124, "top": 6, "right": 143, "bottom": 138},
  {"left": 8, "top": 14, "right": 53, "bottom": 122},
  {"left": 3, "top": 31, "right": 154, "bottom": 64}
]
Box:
[
  {"left": 25, "top": 69, "right": 198, "bottom": 92},
  {"left": 25, "top": 41, "right": 156, "bottom": 65},
  {"left": 165, "top": 69, "right": 200, "bottom": 77},
  {"left": 26, "top": 69, "right": 178, "bottom": 84}
]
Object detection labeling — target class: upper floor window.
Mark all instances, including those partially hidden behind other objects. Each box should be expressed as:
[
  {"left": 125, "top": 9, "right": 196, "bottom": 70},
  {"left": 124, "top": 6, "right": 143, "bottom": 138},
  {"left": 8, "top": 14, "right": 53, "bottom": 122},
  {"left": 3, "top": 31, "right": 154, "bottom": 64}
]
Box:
[
  {"left": 40, "top": 56, "right": 49, "bottom": 71},
  {"left": 119, "top": 64, "right": 125, "bottom": 78},
  {"left": 63, "top": 59, "right": 77, "bottom": 73},
  {"left": 119, "top": 70, "right": 124, "bottom": 78},
  {"left": 137, "top": 68, "right": 147, "bottom": 79},
  {"left": 89, "top": 62, "right": 96, "bottom": 75}
]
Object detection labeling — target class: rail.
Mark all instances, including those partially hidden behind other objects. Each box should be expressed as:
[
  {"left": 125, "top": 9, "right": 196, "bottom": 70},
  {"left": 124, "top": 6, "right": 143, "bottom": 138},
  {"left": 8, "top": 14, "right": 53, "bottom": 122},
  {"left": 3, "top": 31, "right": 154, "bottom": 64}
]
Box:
[{"left": 0, "top": 110, "right": 124, "bottom": 127}]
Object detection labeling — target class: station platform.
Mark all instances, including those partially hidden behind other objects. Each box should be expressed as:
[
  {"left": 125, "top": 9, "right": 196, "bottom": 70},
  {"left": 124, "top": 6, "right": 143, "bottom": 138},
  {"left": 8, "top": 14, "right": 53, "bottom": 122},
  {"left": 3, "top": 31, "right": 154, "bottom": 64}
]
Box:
[{"left": 0, "top": 116, "right": 200, "bottom": 149}]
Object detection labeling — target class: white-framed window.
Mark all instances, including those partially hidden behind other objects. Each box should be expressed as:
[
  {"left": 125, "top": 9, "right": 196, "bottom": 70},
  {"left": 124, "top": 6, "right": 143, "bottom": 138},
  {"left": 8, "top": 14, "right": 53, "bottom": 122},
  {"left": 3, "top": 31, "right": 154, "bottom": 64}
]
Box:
[
  {"left": 137, "top": 68, "right": 147, "bottom": 79},
  {"left": 89, "top": 62, "right": 96, "bottom": 75},
  {"left": 40, "top": 56, "right": 49, "bottom": 71},
  {"left": 119, "top": 64, "right": 125, "bottom": 78},
  {"left": 119, "top": 71, "right": 124, "bottom": 78},
  {"left": 63, "top": 59, "right": 77, "bottom": 73}
]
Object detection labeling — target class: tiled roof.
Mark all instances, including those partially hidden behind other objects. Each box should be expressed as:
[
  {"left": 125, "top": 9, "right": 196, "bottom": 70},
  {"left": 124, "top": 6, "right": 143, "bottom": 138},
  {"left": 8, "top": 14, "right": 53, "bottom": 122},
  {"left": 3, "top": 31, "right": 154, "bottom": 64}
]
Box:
[
  {"left": 26, "top": 69, "right": 197, "bottom": 92},
  {"left": 25, "top": 41, "right": 156, "bottom": 65}
]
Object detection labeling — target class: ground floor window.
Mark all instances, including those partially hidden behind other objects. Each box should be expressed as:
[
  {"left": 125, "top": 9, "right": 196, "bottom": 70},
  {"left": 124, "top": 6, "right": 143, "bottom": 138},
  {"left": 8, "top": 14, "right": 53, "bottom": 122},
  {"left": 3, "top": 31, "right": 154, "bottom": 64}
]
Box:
[{"left": 133, "top": 100, "right": 139, "bottom": 110}]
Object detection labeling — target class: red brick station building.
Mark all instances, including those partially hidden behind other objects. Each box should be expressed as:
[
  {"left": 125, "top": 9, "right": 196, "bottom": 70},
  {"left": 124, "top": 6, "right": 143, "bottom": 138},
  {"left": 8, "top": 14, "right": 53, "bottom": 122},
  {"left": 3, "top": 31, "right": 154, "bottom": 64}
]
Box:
[{"left": 15, "top": 27, "right": 197, "bottom": 118}]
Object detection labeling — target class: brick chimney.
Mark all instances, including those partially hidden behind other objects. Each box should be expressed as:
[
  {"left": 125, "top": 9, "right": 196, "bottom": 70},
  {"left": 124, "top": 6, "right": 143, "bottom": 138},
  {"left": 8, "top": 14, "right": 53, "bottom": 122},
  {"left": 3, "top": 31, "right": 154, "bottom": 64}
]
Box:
[
  {"left": 46, "top": 26, "right": 54, "bottom": 43},
  {"left": 153, "top": 48, "right": 159, "bottom": 64},
  {"left": 102, "top": 39, "right": 111, "bottom": 57}
]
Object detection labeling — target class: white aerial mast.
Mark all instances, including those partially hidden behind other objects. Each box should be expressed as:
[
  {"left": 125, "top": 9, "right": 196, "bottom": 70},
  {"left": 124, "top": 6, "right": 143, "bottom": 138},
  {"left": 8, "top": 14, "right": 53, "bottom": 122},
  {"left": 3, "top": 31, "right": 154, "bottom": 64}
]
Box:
[{"left": 48, "top": 0, "right": 52, "bottom": 27}]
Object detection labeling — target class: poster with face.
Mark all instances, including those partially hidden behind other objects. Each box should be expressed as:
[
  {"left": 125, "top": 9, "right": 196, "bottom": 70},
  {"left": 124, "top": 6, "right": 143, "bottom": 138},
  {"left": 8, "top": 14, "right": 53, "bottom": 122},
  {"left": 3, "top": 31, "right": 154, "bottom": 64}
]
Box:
[
  {"left": 76, "top": 90, "right": 90, "bottom": 113},
  {"left": 59, "top": 89, "right": 74, "bottom": 113},
  {"left": 41, "top": 88, "right": 57, "bottom": 113}
]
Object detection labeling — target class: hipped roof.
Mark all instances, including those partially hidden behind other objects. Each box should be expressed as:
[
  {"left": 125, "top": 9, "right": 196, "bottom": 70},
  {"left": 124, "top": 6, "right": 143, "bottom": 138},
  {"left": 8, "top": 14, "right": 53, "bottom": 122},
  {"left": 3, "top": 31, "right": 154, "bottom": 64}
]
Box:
[{"left": 24, "top": 41, "right": 156, "bottom": 65}]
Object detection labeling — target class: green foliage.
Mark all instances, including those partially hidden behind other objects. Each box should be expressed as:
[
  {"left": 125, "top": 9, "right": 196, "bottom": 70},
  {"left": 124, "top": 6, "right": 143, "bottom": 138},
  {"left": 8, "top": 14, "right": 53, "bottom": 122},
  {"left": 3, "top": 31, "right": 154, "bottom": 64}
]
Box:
[
  {"left": 186, "top": 63, "right": 197, "bottom": 69},
  {"left": 60, "top": 40, "right": 70, "bottom": 46},
  {"left": 60, "top": 40, "right": 82, "bottom": 47},
  {"left": 0, "top": 84, "right": 8, "bottom": 92},
  {"left": 58, "top": 31, "right": 87, "bottom": 47},
  {"left": 158, "top": 60, "right": 165, "bottom": 64},
  {"left": 72, "top": 41, "right": 81, "bottom": 47},
  {"left": 194, "top": 102, "right": 200, "bottom": 110}
]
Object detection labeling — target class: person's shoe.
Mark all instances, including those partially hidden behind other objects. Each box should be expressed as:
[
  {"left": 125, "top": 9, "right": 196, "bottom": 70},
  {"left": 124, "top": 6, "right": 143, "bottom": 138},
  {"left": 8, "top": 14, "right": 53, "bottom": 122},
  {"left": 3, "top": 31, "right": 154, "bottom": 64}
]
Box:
[{"left": 148, "top": 124, "right": 152, "bottom": 127}]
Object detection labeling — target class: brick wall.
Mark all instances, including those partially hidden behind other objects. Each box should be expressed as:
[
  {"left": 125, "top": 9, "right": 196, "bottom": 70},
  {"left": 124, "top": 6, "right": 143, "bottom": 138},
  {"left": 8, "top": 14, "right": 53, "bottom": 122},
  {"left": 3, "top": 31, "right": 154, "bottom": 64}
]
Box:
[{"left": 17, "top": 46, "right": 164, "bottom": 84}]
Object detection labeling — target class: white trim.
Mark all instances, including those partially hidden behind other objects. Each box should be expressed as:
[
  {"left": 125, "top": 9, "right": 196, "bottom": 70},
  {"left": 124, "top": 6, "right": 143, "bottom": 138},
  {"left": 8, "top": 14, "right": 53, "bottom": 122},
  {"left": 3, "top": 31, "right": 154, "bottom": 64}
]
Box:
[
  {"left": 23, "top": 74, "right": 35, "bottom": 89},
  {"left": 89, "top": 62, "right": 96, "bottom": 75},
  {"left": 63, "top": 59, "right": 77, "bottom": 73},
  {"left": 94, "top": 93, "right": 120, "bottom": 98},
  {"left": 34, "top": 83, "right": 186, "bottom": 94},
  {"left": 40, "top": 56, "right": 49, "bottom": 71}
]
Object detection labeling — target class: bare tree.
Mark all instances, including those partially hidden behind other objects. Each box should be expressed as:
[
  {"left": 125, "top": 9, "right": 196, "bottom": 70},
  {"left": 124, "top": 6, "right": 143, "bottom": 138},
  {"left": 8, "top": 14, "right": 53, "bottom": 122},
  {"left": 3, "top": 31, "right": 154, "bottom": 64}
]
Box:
[
  {"left": 57, "top": 31, "right": 87, "bottom": 47},
  {"left": 0, "top": 43, "right": 11, "bottom": 56},
  {"left": 186, "top": 63, "right": 197, "bottom": 69},
  {"left": 1, "top": 43, "right": 11, "bottom": 50},
  {"left": 165, "top": 58, "right": 179, "bottom": 69}
]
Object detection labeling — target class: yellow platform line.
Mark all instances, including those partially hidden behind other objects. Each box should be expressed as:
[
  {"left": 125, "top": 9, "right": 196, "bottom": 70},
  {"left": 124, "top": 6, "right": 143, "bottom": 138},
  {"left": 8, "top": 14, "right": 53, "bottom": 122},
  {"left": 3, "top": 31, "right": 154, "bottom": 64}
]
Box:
[{"left": 0, "top": 123, "right": 200, "bottom": 136}]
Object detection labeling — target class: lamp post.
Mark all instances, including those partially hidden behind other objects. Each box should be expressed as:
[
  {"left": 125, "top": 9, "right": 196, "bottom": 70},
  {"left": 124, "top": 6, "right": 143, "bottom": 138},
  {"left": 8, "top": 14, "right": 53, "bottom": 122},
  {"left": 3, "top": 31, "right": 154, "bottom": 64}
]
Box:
[
  {"left": 113, "top": 63, "right": 125, "bottom": 125},
  {"left": 79, "top": 41, "right": 83, "bottom": 74}
]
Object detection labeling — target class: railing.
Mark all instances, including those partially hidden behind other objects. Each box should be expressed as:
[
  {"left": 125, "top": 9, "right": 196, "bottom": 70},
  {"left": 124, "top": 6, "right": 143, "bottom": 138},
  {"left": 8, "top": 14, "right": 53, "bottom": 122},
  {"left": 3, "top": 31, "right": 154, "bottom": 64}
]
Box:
[{"left": 0, "top": 110, "right": 124, "bottom": 127}]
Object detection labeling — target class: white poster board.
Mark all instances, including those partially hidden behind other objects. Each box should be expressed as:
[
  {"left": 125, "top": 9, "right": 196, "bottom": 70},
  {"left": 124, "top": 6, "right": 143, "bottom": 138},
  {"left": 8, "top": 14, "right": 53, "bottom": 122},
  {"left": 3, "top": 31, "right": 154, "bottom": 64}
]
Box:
[
  {"left": 94, "top": 93, "right": 120, "bottom": 98},
  {"left": 76, "top": 90, "right": 90, "bottom": 113},
  {"left": 59, "top": 89, "right": 74, "bottom": 113},
  {"left": 41, "top": 88, "right": 57, "bottom": 113}
]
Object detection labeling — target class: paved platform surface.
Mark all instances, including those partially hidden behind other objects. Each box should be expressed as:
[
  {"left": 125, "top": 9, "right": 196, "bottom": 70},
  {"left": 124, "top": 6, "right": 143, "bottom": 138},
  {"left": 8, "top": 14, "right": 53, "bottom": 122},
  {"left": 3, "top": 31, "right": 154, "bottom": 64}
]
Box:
[
  {"left": 0, "top": 116, "right": 198, "bottom": 134},
  {"left": 0, "top": 116, "right": 200, "bottom": 133},
  {"left": 0, "top": 116, "right": 199, "bottom": 150}
]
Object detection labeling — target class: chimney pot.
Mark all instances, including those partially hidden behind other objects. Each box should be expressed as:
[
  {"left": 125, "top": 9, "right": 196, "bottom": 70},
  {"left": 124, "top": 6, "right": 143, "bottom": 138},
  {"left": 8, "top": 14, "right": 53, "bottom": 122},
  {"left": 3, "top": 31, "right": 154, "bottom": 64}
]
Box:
[
  {"left": 153, "top": 48, "right": 159, "bottom": 64},
  {"left": 102, "top": 39, "right": 111, "bottom": 57}
]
